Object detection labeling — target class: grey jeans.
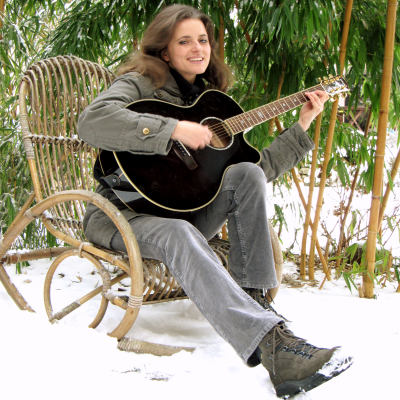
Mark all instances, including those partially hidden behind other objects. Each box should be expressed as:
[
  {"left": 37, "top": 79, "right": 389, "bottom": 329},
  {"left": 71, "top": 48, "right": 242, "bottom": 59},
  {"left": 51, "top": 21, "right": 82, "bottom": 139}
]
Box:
[{"left": 110, "top": 162, "right": 283, "bottom": 364}]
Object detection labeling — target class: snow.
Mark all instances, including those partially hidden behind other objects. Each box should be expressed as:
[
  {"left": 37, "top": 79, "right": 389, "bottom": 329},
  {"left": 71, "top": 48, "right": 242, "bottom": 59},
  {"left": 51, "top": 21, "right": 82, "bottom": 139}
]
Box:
[
  {"left": 1, "top": 250, "right": 399, "bottom": 400},
  {"left": 1, "top": 127, "right": 400, "bottom": 399}
]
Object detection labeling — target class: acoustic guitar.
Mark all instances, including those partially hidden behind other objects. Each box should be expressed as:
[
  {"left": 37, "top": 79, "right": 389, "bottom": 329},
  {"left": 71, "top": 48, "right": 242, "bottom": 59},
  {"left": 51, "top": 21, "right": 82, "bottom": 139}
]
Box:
[{"left": 98, "top": 76, "right": 349, "bottom": 212}]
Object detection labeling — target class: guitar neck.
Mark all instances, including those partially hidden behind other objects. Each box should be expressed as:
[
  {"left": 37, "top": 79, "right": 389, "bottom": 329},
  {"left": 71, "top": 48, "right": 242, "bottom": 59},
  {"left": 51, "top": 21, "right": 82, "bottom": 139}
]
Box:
[{"left": 225, "top": 83, "right": 324, "bottom": 134}]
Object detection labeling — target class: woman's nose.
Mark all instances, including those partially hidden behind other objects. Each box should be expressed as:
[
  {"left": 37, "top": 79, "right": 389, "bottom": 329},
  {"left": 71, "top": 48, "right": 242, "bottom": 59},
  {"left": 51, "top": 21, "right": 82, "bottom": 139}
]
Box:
[{"left": 192, "top": 41, "right": 201, "bottom": 51}]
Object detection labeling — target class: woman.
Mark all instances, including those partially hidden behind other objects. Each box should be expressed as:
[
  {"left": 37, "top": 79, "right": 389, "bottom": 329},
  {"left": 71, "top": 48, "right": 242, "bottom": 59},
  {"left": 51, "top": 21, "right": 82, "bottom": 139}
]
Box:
[{"left": 78, "top": 4, "right": 352, "bottom": 398}]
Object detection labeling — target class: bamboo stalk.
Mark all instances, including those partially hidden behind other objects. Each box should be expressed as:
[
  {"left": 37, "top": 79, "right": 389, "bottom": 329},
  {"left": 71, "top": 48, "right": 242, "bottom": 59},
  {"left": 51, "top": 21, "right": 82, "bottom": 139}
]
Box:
[
  {"left": 270, "top": 68, "right": 286, "bottom": 134},
  {"left": 0, "top": 0, "right": 5, "bottom": 33},
  {"left": 364, "top": 0, "right": 398, "bottom": 299},
  {"left": 274, "top": 120, "right": 330, "bottom": 278},
  {"left": 234, "top": 0, "right": 251, "bottom": 45},
  {"left": 308, "top": 100, "right": 339, "bottom": 279},
  {"left": 339, "top": 0, "right": 353, "bottom": 71},
  {"left": 378, "top": 146, "right": 400, "bottom": 231},
  {"left": 325, "top": 236, "right": 332, "bottom": 264},
  {"left": 291, "top": 168, "right": 330, "bottom": 278},
  {"left": 335, "top": 108, "right": 372, "bottom": 268},
  {"left": 218, "top": 1, "right": 224, "bottom": 60},
  {"left": 299, "top": 16, "right": 330, "bottom": 281},
  {"left": 308, "top": 0, "right": 353, "bottom": 279},
  {"left": 300, "top": 113, "right": 322, "bottom": 279}
]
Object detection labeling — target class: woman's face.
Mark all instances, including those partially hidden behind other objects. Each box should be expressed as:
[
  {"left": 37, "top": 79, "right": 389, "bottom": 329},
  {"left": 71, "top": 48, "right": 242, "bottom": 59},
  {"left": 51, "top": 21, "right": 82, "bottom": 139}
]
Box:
[{"left": 163, "top": 18, "right": 211, "bottom": 83}]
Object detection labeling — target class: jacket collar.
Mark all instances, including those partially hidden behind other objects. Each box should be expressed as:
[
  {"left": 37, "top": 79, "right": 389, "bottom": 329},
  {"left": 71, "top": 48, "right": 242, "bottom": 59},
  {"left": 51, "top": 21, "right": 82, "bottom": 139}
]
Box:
[
  {"left": 162, "top": 71, "right": 182, "bottom": 97},
  {"left": 163, "top": 70, "right": 206, "bottom": 99},
  {"left": 169, "top": 68, "right": 204, "bottom": 98}
]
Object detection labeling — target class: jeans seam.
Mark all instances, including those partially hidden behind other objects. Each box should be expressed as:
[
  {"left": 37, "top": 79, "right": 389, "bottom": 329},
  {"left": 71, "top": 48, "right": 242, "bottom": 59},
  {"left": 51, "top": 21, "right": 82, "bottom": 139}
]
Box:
[{"left": 233, "top": 192, "right": 248, "bottom": 280}]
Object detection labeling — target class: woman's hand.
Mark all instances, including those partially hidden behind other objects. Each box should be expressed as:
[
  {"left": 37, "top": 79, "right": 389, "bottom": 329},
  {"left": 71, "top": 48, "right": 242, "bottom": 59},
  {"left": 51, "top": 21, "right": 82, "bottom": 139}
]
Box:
[
  {"left": 171, "top": 121, "right": 212, "bottom": 150},
  {"left": 298, "top": 90, "right": 330, "bottom": 131}
]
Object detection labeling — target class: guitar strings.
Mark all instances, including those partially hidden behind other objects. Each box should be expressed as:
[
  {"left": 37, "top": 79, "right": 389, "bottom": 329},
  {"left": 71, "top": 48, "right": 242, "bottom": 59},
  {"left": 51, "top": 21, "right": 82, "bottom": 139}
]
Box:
[
  {"left": 209, "top": 79, "right": 345, "bottom": 144},
  {"left": 209, "top": 85, "right": 321, "bottom": 138},
  {"left": 207, "top": 84, "right": 324, "bottom": 145}
]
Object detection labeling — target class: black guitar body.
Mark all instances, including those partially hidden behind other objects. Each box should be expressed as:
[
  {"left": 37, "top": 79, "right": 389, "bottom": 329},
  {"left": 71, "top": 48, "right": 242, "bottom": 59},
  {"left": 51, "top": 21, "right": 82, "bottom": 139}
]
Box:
[{"left": 99, "top": 90, "right": 261, "bottom": 211}]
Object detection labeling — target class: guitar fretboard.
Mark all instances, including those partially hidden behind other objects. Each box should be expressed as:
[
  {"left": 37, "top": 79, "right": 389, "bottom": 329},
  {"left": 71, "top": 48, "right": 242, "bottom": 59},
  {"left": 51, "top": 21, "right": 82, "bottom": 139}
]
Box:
[{"left": 225, "top": 83, "right": 324, "bottom": 134}]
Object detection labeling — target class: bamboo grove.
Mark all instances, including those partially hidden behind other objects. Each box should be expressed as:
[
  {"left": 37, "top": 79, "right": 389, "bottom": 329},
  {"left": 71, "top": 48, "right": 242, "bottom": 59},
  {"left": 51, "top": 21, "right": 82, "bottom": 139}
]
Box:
[{"left": 1, "top": 0, "right": 400, "bottom": 297}]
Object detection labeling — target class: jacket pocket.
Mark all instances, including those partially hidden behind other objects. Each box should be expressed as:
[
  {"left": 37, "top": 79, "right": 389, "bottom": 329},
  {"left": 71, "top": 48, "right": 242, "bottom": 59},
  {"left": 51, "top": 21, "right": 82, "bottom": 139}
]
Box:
[{"left": 136, "top": 116, "right": 162, "bottom": 140}]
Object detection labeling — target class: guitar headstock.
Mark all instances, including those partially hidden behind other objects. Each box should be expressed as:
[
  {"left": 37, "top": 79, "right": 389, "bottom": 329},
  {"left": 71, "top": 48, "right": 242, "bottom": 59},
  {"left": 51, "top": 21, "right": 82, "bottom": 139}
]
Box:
[{"left": 319, "top": 75, "right": 349, "bottom": 99}]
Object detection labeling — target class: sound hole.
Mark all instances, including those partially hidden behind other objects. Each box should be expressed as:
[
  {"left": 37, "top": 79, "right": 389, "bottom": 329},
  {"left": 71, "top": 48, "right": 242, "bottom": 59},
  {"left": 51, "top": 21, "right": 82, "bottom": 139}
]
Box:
[{"left": 201, "top": 117, "right": 233, "bottom": 150}]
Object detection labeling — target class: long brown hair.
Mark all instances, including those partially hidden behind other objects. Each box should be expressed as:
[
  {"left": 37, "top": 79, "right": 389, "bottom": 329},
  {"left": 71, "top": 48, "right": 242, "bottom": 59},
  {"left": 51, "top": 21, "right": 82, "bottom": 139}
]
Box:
[{"left": 116, "top": 4, "right": 233, "bottom": 92}]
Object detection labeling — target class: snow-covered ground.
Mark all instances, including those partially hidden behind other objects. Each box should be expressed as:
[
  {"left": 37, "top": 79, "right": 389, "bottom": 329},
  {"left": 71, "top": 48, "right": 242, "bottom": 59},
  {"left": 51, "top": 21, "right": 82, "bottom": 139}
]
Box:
[{"left": 1, "top": 228, "right": 399, "bottom": 400}]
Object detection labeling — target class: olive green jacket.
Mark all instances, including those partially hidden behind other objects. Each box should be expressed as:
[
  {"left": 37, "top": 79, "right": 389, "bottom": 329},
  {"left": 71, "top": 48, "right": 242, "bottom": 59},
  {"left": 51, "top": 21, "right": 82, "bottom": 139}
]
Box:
[{"left": 78, "top": 71, "right": 315, "bottom": 248}]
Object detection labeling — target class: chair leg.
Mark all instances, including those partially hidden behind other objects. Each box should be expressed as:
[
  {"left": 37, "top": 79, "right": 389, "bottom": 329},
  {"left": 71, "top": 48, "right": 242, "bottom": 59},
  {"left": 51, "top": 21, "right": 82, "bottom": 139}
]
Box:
[
  {"left": 0, "top": 261, "right": 35, "bottom": 312},
  {"left": 0, "top": 193, "right": 38, "bottom": 312}
]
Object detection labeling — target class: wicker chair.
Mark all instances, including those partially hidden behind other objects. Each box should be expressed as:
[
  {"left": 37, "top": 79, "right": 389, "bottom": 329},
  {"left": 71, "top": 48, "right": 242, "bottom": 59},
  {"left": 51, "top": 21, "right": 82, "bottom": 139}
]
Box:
[{"left": 0, "top": 56, "right": 283, "bottom": 355}]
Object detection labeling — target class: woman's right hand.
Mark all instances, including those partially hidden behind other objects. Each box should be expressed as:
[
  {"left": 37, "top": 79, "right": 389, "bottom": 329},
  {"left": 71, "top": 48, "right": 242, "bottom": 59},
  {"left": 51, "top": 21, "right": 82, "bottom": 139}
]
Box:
[{"left": 171, "top": 121, "right": 212, "bottom": 150}]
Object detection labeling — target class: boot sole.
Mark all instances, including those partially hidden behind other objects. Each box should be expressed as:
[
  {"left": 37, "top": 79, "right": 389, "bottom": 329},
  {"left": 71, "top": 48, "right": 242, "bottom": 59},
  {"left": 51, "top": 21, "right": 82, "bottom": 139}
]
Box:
[{"left": 274, "top": 354, "right": 354, "bottom": 398}]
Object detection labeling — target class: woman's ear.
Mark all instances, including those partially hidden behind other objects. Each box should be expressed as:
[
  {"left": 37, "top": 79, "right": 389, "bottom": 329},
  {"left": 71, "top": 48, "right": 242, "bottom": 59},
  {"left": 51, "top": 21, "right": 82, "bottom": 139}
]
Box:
[{"left": 161, "top": 50, "right": 169, "bottom": 62}]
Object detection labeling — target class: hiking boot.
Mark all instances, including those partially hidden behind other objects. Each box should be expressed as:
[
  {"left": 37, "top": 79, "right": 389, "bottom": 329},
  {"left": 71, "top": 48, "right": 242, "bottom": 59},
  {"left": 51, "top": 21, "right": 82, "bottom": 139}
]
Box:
[
  {"left": 257, "top": 322, "right": 354, "bottom": 398},
  {"left": 244, "top": 288, "right": 289, "bottom": 321}
]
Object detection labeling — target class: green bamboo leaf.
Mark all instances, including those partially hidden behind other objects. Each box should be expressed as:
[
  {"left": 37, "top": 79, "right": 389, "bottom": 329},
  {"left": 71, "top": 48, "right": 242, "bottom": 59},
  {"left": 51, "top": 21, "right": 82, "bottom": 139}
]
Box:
[
  {"left": 269, "top": 7, "right": 281, "bottom": 38},
  {"left": 326, "top": 156, "right": 335, "bottom": 175},
  {"left": 346, "top": 243, "right": 359, "bottom": 260},
  {"left": 337, "top": 157, "right": 350, "bottom": 187},
  {"left": 348, "top": 274, "right": 358, "bottom": 291},
  {"left": 282, "top": 3, "right": 292, "bottom": 32},
  {"left": 350, "top": 211, "right": 357, "bottom": 236},
  {"left": 306, "top": 11, "right": 314, "bottom": 43},
  {"left": 343, "top": 272, "right": 353, "bottom": 293},
  {"left": 293, "top": 6, "right": 298, "bottom": 32},
  {"left": 366, "top": 271, "right": 379, "bottom": 285},
  {"left": 394, "top": 266, "right": 400, "bottom": 283},
  {"left": 386, "top": 169, "right": 394, "bottom": 191}
]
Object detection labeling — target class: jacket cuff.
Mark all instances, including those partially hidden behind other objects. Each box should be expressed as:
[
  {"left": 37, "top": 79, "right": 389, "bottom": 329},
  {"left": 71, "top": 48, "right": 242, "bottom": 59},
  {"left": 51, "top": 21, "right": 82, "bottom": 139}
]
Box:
[
  {"left": 156, "top": 118, "right": 178, "bottom": 155},
  {"left": 279, "top": 122, "right": 315, "bottom": 159},
  {"left": 290, "top": 121, "right": 315, "bottom": 152}
]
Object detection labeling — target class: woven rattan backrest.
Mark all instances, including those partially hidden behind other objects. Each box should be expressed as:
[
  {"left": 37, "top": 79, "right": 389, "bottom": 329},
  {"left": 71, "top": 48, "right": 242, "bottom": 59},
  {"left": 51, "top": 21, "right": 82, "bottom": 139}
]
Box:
[{"left": 19, "top": 56, "right": 114, "bottom": 241}]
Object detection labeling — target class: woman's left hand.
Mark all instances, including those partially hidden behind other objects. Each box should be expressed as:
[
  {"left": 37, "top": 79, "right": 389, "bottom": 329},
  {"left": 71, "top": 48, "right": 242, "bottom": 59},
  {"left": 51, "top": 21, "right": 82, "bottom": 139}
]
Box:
[{"left": 298, "top": 90, "right": 330, "bottom": 131}]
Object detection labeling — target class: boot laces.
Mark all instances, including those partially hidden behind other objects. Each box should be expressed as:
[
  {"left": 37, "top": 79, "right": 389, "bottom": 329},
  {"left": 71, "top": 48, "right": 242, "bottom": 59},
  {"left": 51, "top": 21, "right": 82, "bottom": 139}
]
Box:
[
  {"left": 245, "top": 288, "right": 289, "bottom": 321},
  {"left": 267, "top": 323, "right": 321, "bottom": 375}
]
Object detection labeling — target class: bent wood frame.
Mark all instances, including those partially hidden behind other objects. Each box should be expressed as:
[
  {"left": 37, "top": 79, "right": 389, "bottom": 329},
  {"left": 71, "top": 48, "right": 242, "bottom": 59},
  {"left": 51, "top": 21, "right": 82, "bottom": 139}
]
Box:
[{"left": 0, "top": 55, "right": 283, "bottom": 355}]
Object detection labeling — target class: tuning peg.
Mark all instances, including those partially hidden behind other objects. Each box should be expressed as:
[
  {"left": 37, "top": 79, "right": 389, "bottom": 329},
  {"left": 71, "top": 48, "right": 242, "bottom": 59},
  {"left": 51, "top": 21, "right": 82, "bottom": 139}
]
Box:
[
  {"left": 323, "top": 76, "right": 328, "bottom": 80},
  {"left": 329, "top": 74, "right": 333, "bottom": 79},
  {"left": 341, "top": 93, "right": 347, "bottom": 98},
  {"left": 318, "top": 77, "right": 322, "bottom": 83}
]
